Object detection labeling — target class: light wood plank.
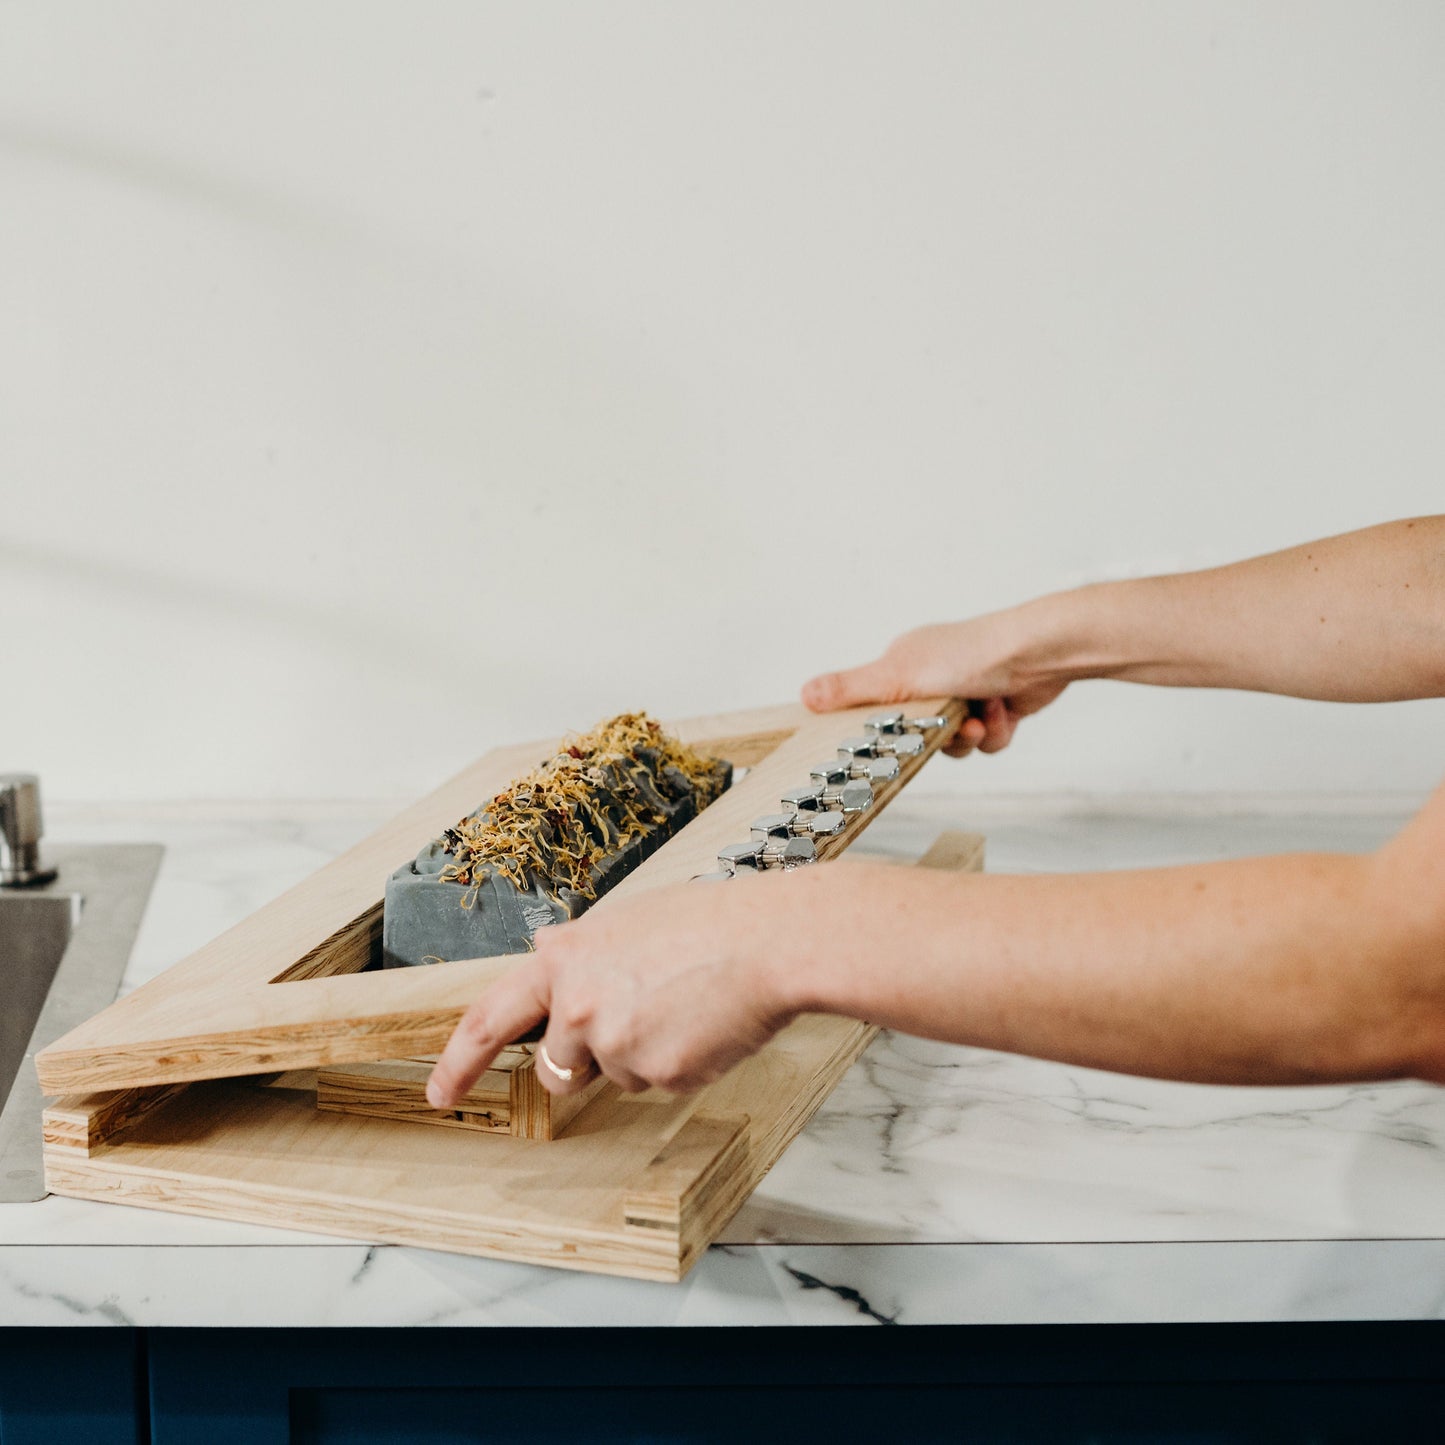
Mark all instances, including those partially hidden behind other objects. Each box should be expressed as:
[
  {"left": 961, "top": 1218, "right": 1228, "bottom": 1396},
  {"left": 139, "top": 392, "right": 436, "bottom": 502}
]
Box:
[
  {"left": 42, "top": 1083, "right": 188, "bottom": 1157},
  {"left": 36, "top": 700, "right": 962, "bottom": 1094},
  {"left": 316, "top": 1057, "right": 513, "bottom": 1134}
]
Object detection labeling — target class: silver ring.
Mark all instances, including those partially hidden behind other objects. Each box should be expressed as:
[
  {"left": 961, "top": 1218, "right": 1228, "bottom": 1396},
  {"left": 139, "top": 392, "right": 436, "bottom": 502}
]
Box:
[{"left": 538, "top": 1041, "right": 577, "bottom": 1082}]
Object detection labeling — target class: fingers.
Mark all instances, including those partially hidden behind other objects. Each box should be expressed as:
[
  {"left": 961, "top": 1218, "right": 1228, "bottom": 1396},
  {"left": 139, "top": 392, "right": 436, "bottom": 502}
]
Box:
[
  {"left": 426, "top": 957, "right": 551, "bottom": 1108},
  {"left": 801, "top": 657, "right": 900, "bottom": 713},
  {"left": 587, "top": 1048, "right": 650, "bottom": 1095},
  {"left": 976, "top": 696, "right": 1019, "bottom": 753},
  {"left": 943, "top": 714, "right": 988, "bottom": 757},
  {"left": 807, "top": 674, "right": 1025, "bottom": 758},
  {"left": 534, "top": 1031, "right": 599, "bottom": 1096},
  {"left": 942, "top": 701, "right": 1022, "bottom": 757}
]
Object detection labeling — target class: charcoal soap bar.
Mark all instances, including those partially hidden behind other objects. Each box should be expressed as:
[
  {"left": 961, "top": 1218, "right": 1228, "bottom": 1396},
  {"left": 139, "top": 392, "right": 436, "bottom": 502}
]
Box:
[{"left": 382, "top": 752, "right": 731, "bottom": 970}]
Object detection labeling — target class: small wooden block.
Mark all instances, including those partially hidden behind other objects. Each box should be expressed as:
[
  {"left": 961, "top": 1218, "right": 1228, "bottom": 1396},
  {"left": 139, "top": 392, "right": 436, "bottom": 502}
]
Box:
[
  {"left": 42, "top": 1083, "right": 188, "bottom": 1159},
  {"left": 917, "top": 830, "right": 986, "bottom": 873},
  {"left": 506, "top": 1052, "right": 611, "bottom": 1140},
  {"left": 623, "top": 1112, "right": 753, "bottom": 1279},
  {"left": 317, "top": 1058, "right": 510, "bottom": 1134},
  {"left": 623, "top": 1113, "right": 752, "bottom": 1234},
  {"left": 316, "top": 1045, "right": 610, "bottom": 1141}
]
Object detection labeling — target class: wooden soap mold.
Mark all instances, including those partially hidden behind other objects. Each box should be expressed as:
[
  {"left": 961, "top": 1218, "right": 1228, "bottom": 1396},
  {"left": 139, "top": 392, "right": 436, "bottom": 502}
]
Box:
[{"left": 39, "top": 702, "right": 978, "bottom": 1281}]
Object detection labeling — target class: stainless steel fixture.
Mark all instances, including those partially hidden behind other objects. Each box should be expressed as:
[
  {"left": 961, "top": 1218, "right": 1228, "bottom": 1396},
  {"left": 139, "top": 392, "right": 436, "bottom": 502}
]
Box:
[
  {"left": 1, "top": 774, "right": 57, "bottom": 888},
  {"left": 691, "top": 714, "right": 952, "bottom": 883},
  {"left": 0, "top": 842, "right": 162, "bottom": 1200}
]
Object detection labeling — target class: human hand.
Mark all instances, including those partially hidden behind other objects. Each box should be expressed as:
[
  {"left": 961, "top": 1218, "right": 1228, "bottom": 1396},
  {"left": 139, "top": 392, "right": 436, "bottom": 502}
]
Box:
[
  {"left": 426, "top": 875, "right": 804, "bottom": 1106},
  {"left": 801, "top": 603, "right": 1074, "bottom": 757}
]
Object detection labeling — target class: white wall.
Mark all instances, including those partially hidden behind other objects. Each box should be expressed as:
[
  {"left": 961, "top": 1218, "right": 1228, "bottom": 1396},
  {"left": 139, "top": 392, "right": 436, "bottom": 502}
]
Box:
[{"left": 3, "top": 2, "right": 1442, "bottom": 803}]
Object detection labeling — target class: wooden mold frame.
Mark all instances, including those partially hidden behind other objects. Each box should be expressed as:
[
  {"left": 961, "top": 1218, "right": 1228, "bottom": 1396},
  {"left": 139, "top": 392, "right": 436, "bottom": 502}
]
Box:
[{"left": 38, "top": 700, "right": 980, "bottom": 1281}]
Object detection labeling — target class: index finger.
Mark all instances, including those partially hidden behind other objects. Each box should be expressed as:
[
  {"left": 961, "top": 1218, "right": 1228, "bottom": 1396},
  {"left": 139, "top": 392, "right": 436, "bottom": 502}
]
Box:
[
  {"left": 426, "top": 954, "right": 552, "bottom": 1108},
  {"left": 943, "top": 711, "right": 989, "bottom": 757}
]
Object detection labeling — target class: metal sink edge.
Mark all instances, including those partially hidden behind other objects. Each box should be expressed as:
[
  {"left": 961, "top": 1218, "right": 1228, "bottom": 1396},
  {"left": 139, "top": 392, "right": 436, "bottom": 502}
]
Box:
[{"left": 0, "top": 843, "right": 164, "bottom": 1201}]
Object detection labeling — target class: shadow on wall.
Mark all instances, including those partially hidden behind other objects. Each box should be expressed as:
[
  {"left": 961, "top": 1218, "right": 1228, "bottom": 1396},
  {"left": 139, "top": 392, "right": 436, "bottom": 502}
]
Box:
[
  {"left": 2, "top": 113, "right": 791, "bottom": 798},
  {"left": 0, "top": 113, "right": 356, "bottom": 239},
  {"left": 1, "top": 109, "right": 745, "bottom": 691},
  {"left": 0, "top": 536, "right": 449, "bottom": 678}
]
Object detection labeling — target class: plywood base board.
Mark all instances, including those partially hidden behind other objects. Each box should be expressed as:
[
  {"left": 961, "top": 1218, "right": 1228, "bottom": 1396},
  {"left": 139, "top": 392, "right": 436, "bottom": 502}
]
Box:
[
  {"left": 43, "top": 831, "right": 983, "bottom": 1281},
  {"left": 44, "top": 1015, "right": 871, "bottom": 1281}
]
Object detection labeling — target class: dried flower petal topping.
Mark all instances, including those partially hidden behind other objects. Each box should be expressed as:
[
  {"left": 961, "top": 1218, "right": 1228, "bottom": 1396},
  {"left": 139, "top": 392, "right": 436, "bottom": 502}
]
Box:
[{"left": 436, "top": 713, "right": 727, "bottom": 905}]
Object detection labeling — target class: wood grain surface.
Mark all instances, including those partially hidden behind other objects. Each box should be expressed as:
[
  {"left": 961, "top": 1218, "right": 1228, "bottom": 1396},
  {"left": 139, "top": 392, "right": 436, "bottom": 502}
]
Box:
[
  {"left": 42, "top": 831, "right": 984, "bottom": 1282},
  {"left": 36, "top": 699, "right": 964, "bottom": 1094},
  {"left": 316, "top": 1047, "right": 608, "bottom": 1141}
]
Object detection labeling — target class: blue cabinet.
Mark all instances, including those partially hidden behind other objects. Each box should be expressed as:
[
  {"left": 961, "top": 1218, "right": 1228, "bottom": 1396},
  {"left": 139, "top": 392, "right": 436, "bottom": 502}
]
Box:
[
  {"left": 0, "top": 1329, "right": 142, "bottom": 1445},
  {"left": 6, "top": 1323, "right": 1445, "bottom": 1443}
]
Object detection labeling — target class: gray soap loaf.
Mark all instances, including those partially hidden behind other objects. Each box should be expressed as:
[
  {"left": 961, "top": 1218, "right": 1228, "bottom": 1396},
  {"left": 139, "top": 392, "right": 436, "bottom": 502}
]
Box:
[{"left": 382, "top": 713, "right": 732, "bottom": 969}]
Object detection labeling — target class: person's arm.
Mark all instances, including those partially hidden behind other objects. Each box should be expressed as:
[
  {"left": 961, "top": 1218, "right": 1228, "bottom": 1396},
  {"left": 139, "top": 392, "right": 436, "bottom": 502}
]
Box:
[
  {"left": 426, "top": 516, "right": 1445, "bottom": 1106},
  {"left": 426, "top": 775, "right": 1445, "bottom": 1105},
  {"left": 803, "top": 516, "right": 1445, "bottom": 754},
  {"left": 789, "top": 778, "right": 1445, "bottom": 1087}
]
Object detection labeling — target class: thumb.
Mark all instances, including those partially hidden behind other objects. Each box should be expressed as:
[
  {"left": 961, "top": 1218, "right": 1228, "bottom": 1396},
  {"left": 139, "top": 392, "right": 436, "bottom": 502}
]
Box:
[{"left": 801, "top": 657, "right": 901, "bottom": 713}]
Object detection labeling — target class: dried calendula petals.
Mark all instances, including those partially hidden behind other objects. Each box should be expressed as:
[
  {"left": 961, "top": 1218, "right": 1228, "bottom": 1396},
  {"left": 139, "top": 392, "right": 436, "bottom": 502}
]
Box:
[{"left": 436, "top": 713, "right": 727, "bottom": 906}]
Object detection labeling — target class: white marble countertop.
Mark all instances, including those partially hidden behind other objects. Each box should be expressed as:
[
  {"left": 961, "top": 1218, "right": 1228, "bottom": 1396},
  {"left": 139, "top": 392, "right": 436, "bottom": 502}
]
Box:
[{"left": 4, "top": 788, "right": 1443, "bottom": 1328}]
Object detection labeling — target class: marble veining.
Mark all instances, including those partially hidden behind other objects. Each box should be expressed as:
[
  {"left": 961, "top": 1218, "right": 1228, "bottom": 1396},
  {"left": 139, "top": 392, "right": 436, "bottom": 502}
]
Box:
[{"left": 2, "top": 792, "right": 1439, "bottom": 1327}]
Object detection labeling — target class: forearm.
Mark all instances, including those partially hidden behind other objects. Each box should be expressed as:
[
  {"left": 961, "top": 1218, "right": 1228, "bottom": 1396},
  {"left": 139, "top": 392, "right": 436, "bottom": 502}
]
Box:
[
  {"left": 1031, "top": 516, "right": 1445, "bottom": 702},
  {"left": 776, "top": 847, "right": 1445, "bottom": 1087}
]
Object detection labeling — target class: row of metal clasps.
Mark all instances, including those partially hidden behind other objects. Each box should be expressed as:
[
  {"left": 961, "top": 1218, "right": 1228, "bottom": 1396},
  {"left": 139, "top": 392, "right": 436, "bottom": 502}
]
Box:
[{"left": 693, "top": 712, "right": 949, "bottom": 881}]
